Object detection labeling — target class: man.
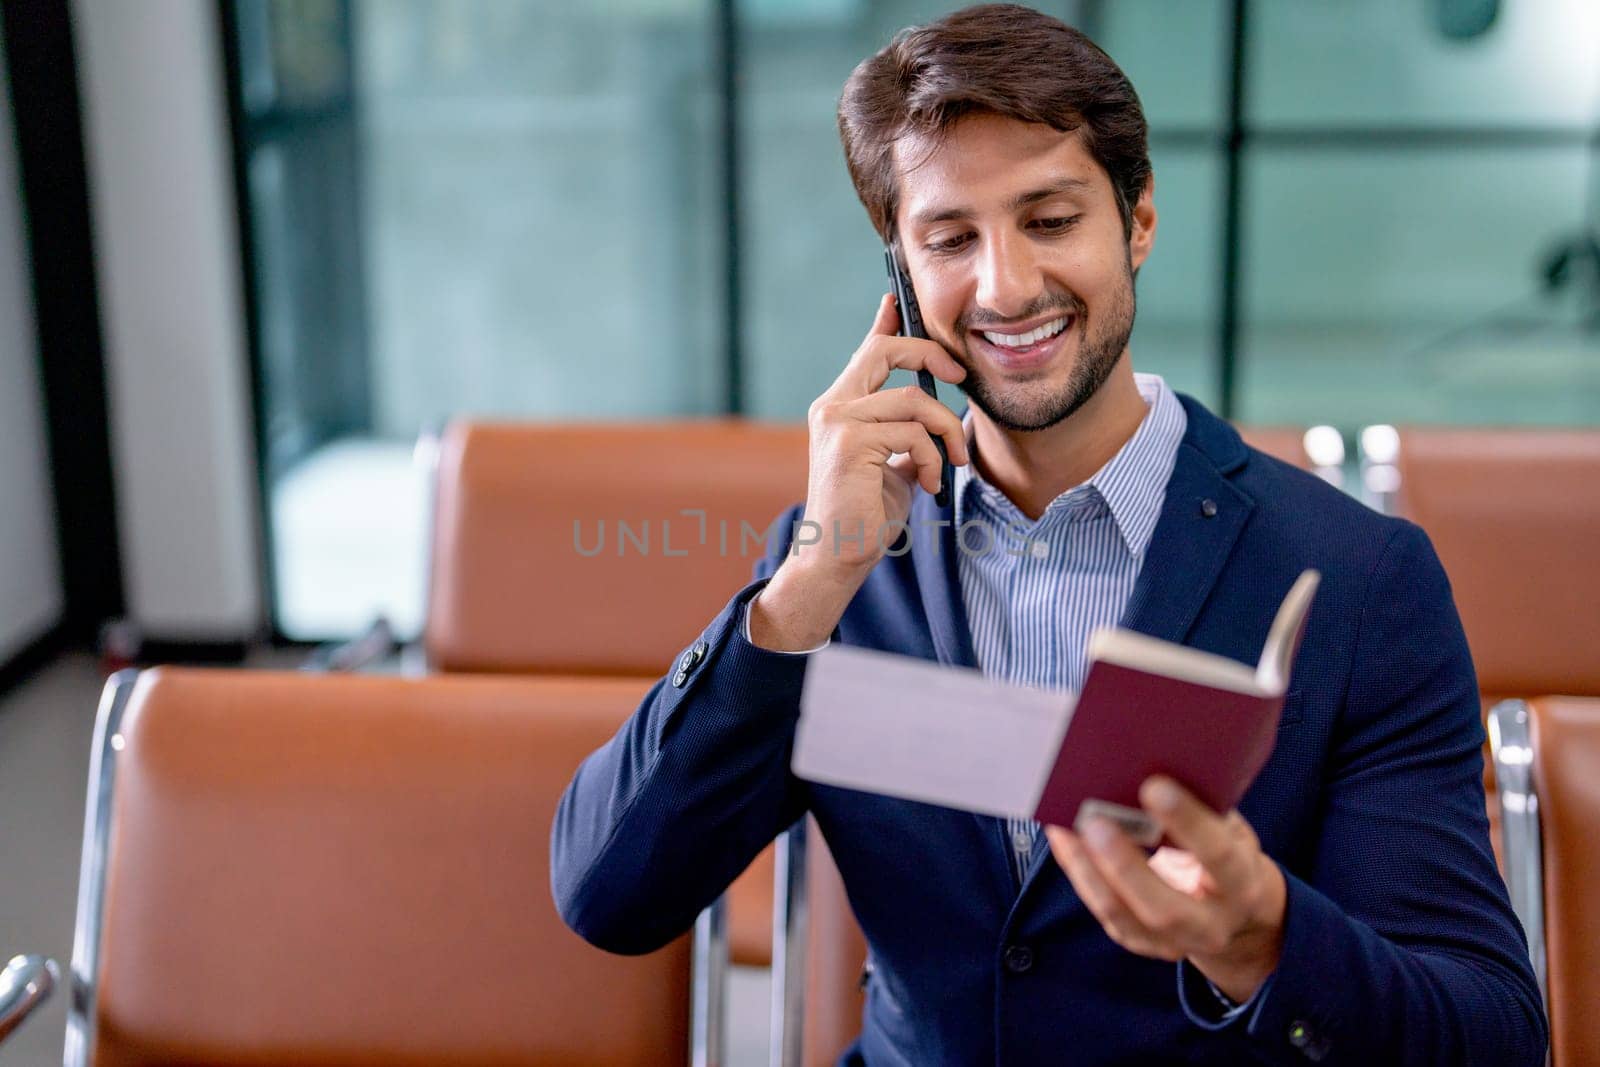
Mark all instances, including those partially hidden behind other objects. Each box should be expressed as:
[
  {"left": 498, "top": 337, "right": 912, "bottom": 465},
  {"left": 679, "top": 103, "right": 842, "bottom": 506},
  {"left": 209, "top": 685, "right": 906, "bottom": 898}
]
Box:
[{"left": 551, "top": 5, "right": 1546, "bottom": 1064}]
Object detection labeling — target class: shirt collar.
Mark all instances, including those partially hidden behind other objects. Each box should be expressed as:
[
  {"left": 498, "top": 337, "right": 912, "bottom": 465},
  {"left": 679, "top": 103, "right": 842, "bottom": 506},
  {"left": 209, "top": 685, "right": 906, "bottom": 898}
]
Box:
[{"left": 952, "top": 373, "right": 1187, "bottom": 561}]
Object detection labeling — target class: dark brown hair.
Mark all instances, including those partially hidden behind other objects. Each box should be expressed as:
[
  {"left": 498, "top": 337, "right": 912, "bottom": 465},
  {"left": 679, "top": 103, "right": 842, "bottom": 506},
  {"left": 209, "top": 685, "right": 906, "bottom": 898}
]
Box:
[{"left": 838, "top": 4, "right": 1150, "bottom": 241}]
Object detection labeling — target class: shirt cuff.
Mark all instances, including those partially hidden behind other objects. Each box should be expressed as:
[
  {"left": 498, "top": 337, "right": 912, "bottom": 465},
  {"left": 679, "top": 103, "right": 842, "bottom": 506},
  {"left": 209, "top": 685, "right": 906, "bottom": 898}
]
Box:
[
  {"left": 1176, "top": 958, "right": 1274, "bottom": 1031},
  {"left": 740, "top": 597, "right": 831, "bottom": 654}
]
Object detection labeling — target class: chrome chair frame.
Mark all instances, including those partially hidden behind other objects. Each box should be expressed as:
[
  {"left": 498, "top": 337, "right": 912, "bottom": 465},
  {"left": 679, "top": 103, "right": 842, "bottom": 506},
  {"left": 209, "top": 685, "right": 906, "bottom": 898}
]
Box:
[
  {"left": 62, "top": 668, "right": 140, "bottom": 1066},
  {"left": 1487, "top": 699, "right": 1547, "bottom": 1009},
  {"left": 38, "top": 669, "right": 719, "bottom": 1067},
  {"left": 0, "top": 671, "right": 202, "bottom": 1061},
  {"left": 0, "top": 955, "right": 57, "bottom": 1044}
]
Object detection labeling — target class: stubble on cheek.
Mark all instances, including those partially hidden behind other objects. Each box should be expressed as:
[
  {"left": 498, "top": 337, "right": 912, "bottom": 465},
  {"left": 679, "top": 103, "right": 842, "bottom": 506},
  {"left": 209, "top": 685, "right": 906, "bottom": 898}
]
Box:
[{"left": 950, "top": 269, "right": 1136, "bottom": 433}]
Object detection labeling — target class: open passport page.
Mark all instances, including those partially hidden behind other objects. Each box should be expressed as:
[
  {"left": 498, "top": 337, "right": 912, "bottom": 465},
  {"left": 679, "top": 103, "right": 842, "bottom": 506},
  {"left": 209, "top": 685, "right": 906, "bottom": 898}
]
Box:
[{"left": 792, "top": 569, "right": 1321, "bottom": 844}]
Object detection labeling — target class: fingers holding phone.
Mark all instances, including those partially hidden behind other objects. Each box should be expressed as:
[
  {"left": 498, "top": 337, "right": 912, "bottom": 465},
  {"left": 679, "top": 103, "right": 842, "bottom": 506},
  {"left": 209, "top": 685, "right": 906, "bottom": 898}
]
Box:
[
  {"left": 747, "top": 293, "right": 968, "bottom": 652},
  {"left": 805, "top": 297, "right": 967, "bottom": 537},
  {"left": 842, "top": 293, "right": 967, "bottom": 397}
]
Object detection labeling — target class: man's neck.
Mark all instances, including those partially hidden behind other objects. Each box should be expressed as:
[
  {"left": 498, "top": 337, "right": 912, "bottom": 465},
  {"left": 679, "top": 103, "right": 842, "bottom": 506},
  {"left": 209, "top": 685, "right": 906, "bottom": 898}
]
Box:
[{"left": 967, "top": 354, "right": 1150, "bottom": 522}]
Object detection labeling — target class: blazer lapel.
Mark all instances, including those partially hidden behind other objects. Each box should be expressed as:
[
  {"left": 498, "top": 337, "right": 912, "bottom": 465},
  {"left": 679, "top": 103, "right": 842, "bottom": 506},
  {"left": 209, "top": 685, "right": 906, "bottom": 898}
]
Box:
[
  {"left": 1118, "top": 440, "right": 1255, "bottom": 645},
  {"left": 909, "top": 489, "right": 978, "bottom": 670}
]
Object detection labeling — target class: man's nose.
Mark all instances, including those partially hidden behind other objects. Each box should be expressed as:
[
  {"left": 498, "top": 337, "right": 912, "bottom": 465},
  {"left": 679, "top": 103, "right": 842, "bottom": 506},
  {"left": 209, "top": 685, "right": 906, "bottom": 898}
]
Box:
[{"left": 974, "top": 232, "right": 1043, "bottom": 319}]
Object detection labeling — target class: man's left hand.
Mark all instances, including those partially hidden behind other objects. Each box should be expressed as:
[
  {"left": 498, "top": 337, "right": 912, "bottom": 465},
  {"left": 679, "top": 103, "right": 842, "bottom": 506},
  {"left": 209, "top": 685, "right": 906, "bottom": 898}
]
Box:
[{"left": 1044, "top": 776, "right": 1286, "bottom": 1004}]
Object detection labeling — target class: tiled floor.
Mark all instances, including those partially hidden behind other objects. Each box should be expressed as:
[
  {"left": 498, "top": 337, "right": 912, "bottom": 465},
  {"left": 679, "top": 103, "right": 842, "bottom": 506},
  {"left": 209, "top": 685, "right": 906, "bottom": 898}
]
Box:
[
  {"left": 0, "top": 653, "right": 102, "bottom": 1065},
  {"left": 0, "top": 653, "right": 774, "bottom": 1065}
]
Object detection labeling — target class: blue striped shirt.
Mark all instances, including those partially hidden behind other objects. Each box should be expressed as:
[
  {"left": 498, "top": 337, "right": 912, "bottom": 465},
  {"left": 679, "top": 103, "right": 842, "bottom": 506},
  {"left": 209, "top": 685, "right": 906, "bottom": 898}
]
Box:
[{"left": 953, "top": 373, "right": 1187, "bottom": 882}]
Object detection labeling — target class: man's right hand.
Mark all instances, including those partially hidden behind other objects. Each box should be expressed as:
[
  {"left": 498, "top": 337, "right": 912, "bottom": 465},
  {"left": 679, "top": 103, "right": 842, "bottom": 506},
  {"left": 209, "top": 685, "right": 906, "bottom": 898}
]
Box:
[{"left": 748, "top": 293, "right": 969, "bottom": 651}]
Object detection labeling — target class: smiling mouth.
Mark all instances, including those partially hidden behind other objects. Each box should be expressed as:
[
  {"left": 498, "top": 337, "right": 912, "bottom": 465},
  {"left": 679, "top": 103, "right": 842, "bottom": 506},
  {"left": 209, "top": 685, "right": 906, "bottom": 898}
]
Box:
[
  {"left": 978, "top": 316, "right": 1071, "bottom": 349},
  {"left": 969, "top": 314, "right": 1076, "bottom": 370}
]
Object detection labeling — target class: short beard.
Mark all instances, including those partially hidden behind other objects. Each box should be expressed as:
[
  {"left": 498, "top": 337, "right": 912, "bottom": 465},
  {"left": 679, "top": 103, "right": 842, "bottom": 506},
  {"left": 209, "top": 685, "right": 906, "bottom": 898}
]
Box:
[{"left": 953, "top": 257, "right": 1136, "bottom": 433}]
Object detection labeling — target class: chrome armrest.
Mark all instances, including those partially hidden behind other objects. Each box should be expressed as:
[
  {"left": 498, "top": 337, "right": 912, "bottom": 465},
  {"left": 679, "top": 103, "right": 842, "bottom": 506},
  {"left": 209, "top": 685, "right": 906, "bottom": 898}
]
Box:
[
  {"left": 1487, "top": 699, "right": 1547, "bottom": 1008},
  {"left": 66, "top": 670, "right": 142, "bottom": 1067},
  {"left": 0, "top": 955, "right": 59, "bottom": 1044}
]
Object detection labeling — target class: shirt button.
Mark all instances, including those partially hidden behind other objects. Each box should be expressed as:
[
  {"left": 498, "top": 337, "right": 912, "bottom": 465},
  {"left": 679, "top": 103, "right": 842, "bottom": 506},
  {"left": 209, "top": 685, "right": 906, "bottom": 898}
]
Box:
[
  {"left": 1029, "top": 540, "right": 1049, "bottom": 560},
  {"left": 1002, "top": 944, "right": 1034, "bottom": 974},
  {"left": 1011, "top": 827, "right": 1034, "bottom": 853}
]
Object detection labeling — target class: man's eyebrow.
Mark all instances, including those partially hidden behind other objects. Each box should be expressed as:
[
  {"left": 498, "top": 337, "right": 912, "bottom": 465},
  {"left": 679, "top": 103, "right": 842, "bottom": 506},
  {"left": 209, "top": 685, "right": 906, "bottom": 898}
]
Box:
[{"left": 907, "top": 177, "right": 1095, "bottom": 228}]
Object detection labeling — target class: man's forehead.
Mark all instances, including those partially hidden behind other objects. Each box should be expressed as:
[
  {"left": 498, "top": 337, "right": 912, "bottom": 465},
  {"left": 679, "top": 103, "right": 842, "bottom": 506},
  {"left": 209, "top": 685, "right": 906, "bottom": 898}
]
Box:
[{"left": 893, "top": 117, "right": 1108, "bottom": 228}]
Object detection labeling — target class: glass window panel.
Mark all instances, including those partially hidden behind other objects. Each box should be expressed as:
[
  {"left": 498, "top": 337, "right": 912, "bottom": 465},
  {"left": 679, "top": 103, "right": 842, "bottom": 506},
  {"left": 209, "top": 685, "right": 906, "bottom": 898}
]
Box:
[
  {"left": 1088, "top": 0, "right": 1228, "bottom": 133},
  {"left": 1129, "top": 145, "right": 1222, "bottom": 407},
  {"left": 1238, "top": 146, "right": 1599, "bottom": 427},
  {"left": 1248, "top": 0, "right": 1600, "bottom": 128},
  {"left": 357, "top": 0, "right": 722, "bottom": 433},
  {"left": 253, "top": 0, "right": 722, "bottom": 639},
  {"left": 249, "top": 132, "right": 369, "bottom": 479},
  {"left": 237, "top": 0, "right": 351, "bottom": 113}
]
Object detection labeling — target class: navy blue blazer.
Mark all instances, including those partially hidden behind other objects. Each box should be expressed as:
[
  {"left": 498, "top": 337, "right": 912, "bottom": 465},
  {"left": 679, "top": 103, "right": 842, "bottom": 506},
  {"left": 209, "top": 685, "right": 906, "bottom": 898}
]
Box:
[{"left": 552, "top": 395, "right": 1546, "bottom": 1066}]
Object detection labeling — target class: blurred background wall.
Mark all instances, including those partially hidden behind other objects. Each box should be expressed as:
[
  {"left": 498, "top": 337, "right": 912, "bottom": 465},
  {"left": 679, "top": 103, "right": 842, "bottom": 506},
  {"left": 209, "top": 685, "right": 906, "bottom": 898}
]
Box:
[
  {"left": 1, "top": 0, "right": 1596, "bottom": 656},
  {"left": 73, "top": 0, "right": 264, "bottom": 640},
  {"left": 0, "top": 21, "right": 62, "bottom": 665}
]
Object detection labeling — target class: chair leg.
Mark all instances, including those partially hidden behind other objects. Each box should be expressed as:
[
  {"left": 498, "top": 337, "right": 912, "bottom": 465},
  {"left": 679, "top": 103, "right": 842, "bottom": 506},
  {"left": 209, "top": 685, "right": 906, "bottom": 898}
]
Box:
[
  {"left": 692, "top": 894, "right": 729, "bottom": 1067},
  {"left": 769, "top": 819, "right": 810, "bottom": 1067}
]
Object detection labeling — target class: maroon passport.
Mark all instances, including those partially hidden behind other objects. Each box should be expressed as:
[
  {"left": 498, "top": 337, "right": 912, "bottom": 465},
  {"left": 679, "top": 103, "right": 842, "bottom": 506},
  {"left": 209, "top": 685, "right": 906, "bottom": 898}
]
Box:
[{"left": 1032, "top": 569, "right": 1320, "bottom": 841}]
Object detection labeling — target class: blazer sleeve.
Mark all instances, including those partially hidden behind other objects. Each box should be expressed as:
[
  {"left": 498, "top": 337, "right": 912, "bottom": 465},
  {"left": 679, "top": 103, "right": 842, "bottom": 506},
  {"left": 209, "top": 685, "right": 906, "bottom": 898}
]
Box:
[
  {"left": 1218, "top": 521, "right": 1547, "bottom": 1065},
  {"left": 550, "top": 504, "right": 814, "bottom": 955}
]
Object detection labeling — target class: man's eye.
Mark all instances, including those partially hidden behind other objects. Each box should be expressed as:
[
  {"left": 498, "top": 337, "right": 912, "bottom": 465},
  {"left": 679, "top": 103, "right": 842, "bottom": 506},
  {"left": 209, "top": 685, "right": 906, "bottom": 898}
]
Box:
[
  {"left": 926, "top": 232, "right": 974, "bottom": 254},
  {"left": 1032, "top": 215, "right": 1081, "bottom": 233}
]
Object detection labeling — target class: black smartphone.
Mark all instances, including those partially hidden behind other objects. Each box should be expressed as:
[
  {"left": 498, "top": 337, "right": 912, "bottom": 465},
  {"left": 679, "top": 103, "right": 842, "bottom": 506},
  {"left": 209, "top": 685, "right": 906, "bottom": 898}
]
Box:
[{"left": 883, "top": 247, "right": 953, "bottom": 508}]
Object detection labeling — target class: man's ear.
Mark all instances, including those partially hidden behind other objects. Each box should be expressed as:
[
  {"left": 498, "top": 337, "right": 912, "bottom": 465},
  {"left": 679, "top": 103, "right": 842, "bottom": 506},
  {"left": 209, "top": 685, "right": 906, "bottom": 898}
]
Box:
[{"left": 1127, "top": 176, "right": 1157, "bottom": 272}]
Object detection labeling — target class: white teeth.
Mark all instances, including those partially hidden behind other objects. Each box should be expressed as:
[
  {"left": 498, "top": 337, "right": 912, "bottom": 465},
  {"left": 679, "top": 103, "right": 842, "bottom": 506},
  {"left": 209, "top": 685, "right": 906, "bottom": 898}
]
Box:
[{"left": 981, "top": 317, "right": 1069, "bottom": 348}]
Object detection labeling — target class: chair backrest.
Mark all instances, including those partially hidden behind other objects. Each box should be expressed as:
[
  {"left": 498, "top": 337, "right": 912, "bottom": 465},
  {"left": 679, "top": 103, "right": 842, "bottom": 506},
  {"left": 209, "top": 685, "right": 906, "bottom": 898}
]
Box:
[
  {"left": 1528, "top": 696, "right": 1600, "bottom": 1067},
  {"left": 1394, "top": 428, "right": 1600, "bottom": 879},
  {"left": 424, "top": 420, "right": 811, "bottom": 676},
  {"left": 1235, "top": 426, "right": 1312, "bottom": 471},
  {"left": 85, "top": 668, "right": 688, "bottom": 1067},
  {"left": 1394, "top": 428, "right": 1600, "bottom": 696},
  {"left": 422, "top": 419, "right": 807, "bottom": 970}
]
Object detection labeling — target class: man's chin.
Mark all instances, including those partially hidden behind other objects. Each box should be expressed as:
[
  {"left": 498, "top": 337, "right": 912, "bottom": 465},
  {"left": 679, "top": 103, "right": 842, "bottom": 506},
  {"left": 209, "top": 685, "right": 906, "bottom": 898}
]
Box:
[{"left": 960, "top": 379, "right": 1090, "bottom": 434}]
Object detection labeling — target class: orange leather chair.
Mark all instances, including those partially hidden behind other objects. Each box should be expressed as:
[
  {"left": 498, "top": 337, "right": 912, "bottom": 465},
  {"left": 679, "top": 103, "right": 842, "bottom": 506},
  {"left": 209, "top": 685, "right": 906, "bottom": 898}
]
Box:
[
  {"left": 0, "top": 668, "right": 691, "bottom": 1065},
  {"left": 424, "top": 420, "right": 814, "bottom": 971},
  {"left": 1394, "top": 429, "right": 1600, "bottom": 700},
  {"left": 1235, "top": 426, "right": 1312, "bottom": 471},
  {"left": 1392, "top": 428, "right": 1600, "bottom": 869},
  {"left": 426, "top": 420, "right": 892, "bottom": 1065},
  {"left": 1489, "top": 697, "right": 1600, "bottom": 1067}
]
